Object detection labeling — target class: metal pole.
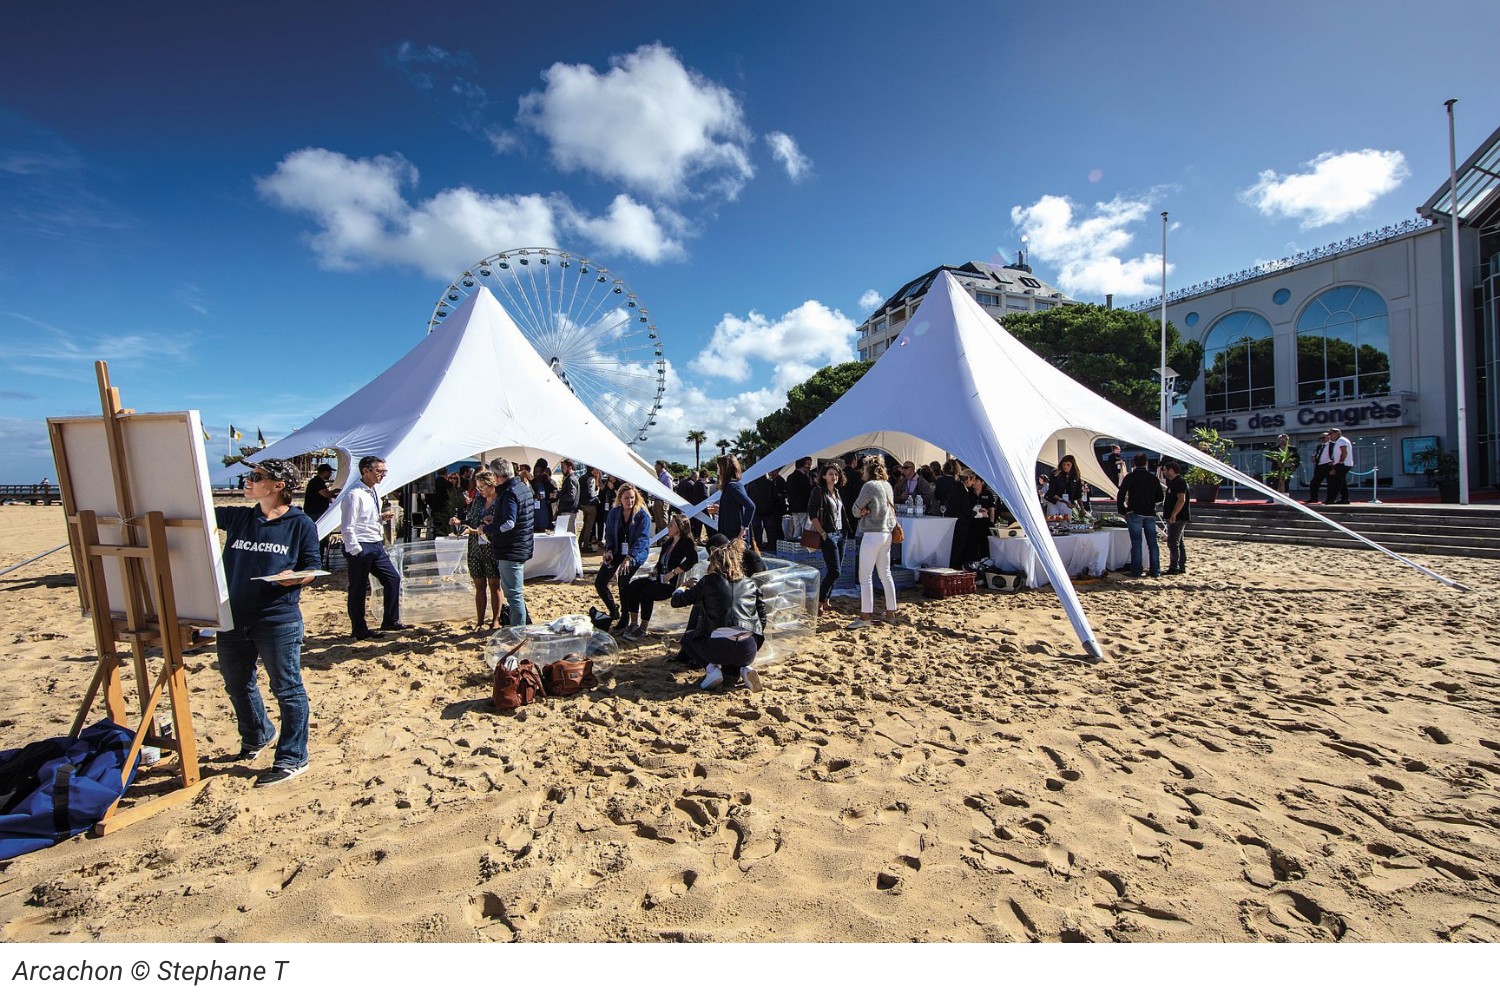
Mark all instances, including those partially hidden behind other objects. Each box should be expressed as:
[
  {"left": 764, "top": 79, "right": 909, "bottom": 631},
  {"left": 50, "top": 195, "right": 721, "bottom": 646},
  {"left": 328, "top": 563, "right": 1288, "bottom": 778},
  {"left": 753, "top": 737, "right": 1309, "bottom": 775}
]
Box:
[
  {"left": 1446, "top": 99, "right": 1470, "bottom": 504},
  {"left": 1160, "top": 211, "right": 1169, "bottom": 433}
]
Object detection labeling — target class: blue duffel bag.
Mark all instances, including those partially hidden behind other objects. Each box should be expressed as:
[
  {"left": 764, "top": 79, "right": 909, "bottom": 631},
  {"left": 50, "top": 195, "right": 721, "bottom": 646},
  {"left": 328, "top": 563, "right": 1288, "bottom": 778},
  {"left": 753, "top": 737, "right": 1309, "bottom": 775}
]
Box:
[{"left": 0, "top": 720, "right": 139, "bottom": 861}]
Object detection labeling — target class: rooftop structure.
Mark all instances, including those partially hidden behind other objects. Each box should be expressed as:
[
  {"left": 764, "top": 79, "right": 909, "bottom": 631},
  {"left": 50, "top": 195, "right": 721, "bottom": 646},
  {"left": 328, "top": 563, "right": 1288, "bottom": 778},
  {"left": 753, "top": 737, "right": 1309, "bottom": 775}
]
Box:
[{"left": 855, "top": 258, "right": 1075, "bottom": 361}]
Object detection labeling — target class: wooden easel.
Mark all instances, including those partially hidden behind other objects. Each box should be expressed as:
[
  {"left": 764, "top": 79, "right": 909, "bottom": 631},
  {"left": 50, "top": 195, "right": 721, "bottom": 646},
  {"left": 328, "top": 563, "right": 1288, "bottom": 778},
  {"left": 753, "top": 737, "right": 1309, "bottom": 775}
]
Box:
[{"left": 49, "top": 362, "right": 214, "bottom": 835}]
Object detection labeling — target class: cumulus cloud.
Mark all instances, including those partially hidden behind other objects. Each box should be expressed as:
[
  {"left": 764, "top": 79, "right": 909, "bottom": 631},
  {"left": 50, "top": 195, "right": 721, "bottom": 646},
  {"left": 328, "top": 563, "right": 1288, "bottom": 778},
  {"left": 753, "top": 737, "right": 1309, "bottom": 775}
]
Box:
[
  {"left": 765, "top": 132, "right": 811, "bottom": 182},
  {"left": 1241, "top": 149, "right": 1409, "bottom": 229},
  {"left": 858, "top": 289, "right": 884, "bottom": 313},
  {"left": 256, "top": 148, "right": 684, "bottom": 277},
  {"left": 645, "top": 361, "right": 787, "bottom": 463},
  {"left": 518, "top": 42, "right": 754, "bottom": 201},
  {"left": 1010, "top": 194, "right": 1170, "bottom": 297},
  {"left": 691, "top": 301, "right": 857, "bottom": 384}
]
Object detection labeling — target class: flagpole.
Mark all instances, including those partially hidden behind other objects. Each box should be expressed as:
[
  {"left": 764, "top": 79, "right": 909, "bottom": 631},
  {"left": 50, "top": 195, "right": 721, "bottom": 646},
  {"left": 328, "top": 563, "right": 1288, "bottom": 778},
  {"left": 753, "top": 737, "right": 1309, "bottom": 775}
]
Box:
[
  {"left": 1160, "top": 211, "right": 1169, "bottom": 433},
  {"left": 1446, "top": 99, "right": 1470, "bottom": 505}
]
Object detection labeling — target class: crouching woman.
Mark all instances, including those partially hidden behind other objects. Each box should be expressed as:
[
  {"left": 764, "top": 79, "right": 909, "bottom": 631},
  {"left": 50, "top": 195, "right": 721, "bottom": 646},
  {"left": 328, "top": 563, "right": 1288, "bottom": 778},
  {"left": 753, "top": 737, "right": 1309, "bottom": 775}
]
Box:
[{"left": 669, "top": 537, "right": 766, "bottom": 692}]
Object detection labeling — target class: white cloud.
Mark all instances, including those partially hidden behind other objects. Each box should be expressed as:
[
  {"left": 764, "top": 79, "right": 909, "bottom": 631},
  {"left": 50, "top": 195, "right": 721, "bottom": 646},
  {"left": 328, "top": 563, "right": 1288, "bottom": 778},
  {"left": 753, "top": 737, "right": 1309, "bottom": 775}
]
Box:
[
  {"left": 765, "top": 132, "right": 811, "bottom": 182},
  {"left": 176, "top": 281, "right": 208, "bottom": 315},
  {"left": 557, "top": 193, "right": 684, "bottom": 264},
  {"left": 643, "top": 362, "right": 785, "bottom": 465},
  {"left": 691, "top": 301, "right": 857, "bottom": 384},
  {"left": 1241, "top": 149, "right": 1409, "bottom": 229},
  {"left": 256, "top": 148, "right": 684, "bottom": 277},
  {"left": 517, "top": 43, "right": 754, "bottom": 201},
  {"left": 858, "top": 289, "right": 883, "bottom": 313},
  {"left": 2, "top": 312, "right": 193, "bottom": 365},
  {"left": 1010, "top": 194, "right": 1170, "bottom": 297}
]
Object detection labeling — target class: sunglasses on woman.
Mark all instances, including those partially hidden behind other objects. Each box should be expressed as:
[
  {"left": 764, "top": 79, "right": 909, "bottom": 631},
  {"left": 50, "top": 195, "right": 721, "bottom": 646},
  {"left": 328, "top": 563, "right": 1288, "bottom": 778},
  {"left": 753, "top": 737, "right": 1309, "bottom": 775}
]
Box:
[{"left": 246, "top": 471, "right": 282, "bottom": 483}]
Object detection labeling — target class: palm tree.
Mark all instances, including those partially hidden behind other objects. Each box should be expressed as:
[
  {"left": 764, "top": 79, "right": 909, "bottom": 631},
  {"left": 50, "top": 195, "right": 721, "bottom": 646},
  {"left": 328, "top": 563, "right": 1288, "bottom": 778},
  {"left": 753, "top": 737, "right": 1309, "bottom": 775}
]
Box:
[
  {"left": 715, "top": 438, "right": 731, "bottom": 456},
  {"left": 685, "top": 430, "right": 707, "bottom": 471},
  {"left": 733, "top": 428, "right": 762, "bottom": 464}
]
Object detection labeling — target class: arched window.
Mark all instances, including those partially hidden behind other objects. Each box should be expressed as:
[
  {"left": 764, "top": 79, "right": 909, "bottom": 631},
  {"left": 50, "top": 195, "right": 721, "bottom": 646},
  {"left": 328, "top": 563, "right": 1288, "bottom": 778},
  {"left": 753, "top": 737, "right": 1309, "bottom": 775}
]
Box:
[
  {"left": 1296, "top": 286, "right": 1390, "bottom": 403},
  {"left": 1201, "top": 311, "right": 1274, "bottom": 414}
]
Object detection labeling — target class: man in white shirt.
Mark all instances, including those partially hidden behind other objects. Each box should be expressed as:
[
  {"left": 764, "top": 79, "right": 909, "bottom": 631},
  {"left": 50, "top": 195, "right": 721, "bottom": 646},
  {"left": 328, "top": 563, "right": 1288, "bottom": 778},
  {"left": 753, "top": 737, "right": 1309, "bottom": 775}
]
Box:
[
  {"left": 339, "top": 455, "right": 405, "bottom": 639},
  {"left": 1326, "top": 427, "right": 1355, "bottom": 505}
]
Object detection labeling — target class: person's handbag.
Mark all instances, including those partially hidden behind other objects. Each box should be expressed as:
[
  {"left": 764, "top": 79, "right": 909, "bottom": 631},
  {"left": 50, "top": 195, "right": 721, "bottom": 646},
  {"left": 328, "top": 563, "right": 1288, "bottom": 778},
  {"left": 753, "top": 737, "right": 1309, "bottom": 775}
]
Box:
[
  {"left": 542, "top": 653, "right": 597, "bottom": 697},
  {"left": 493, "top": 657, "right": 545, "bottom": 711},
  {"left": 891, "top": 522, "right": 905, "bottom": 544},
  {"left": 800, "top": 527, "right": 823, "bottom": 551}
]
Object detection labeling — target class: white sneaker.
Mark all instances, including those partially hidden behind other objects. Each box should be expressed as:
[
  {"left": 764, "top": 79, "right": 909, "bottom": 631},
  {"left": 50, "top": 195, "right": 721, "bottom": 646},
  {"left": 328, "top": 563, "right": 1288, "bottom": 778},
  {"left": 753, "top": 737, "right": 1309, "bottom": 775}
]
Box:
[
  {"left": 844, "top": 617, "right": 871, "bottom": 630},
  {"left": 700, "top": 664, "right": 724, "bottom": 690},
  {"left": 743, "top": 667, "right": 763, "bottom": 693}
]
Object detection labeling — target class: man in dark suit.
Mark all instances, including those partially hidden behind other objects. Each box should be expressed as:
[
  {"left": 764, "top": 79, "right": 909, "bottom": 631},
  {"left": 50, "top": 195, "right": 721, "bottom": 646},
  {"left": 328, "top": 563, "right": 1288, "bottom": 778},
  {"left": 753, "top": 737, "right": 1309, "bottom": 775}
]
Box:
[{"left": 678, "top": 469, "right": 710, "bottom": 541}]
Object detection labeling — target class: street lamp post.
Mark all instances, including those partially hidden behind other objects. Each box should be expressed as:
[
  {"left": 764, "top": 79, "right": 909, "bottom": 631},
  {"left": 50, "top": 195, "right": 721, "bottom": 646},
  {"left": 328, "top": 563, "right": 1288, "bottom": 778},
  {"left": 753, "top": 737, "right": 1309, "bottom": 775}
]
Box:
[
  {"left": 1160, "top": 211, "right": 1170, "bottom": 433},
  {"left": 1445, "top": 99, "right": 1470, "bottom": 505}
]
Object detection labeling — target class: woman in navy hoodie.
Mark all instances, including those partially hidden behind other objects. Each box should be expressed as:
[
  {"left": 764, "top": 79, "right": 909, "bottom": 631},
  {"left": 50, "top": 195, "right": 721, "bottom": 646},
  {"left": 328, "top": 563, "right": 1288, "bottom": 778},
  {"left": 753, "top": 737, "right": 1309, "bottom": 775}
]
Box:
[
  {"left": 714, "top": 454, "right": 755, "bottom": 546},
  {"left": 593, "top": 482, "right": 651, "bottom": 628},
  {"left": 214, "top": 459, "right": 320, "bottom": 787}
]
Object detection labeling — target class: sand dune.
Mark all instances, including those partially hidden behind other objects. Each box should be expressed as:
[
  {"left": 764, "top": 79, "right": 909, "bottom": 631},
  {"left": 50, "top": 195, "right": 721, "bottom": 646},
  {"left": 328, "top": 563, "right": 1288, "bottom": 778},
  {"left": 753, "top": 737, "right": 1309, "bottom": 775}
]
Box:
[{"left": 2, "top": 504, "right": 1499, "bottom": 942}]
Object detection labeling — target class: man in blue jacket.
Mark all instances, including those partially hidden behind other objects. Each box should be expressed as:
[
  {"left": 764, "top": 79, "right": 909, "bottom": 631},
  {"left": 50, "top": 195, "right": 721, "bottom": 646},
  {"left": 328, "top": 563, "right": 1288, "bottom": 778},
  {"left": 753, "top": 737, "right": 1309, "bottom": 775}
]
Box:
[{"left": 482, "top": 457, "right": 535, "bottom": 627}]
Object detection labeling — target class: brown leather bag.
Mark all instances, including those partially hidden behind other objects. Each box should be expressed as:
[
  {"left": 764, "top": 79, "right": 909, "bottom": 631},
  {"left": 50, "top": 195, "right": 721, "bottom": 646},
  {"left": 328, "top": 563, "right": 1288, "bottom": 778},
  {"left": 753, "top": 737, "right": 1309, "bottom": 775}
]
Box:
[
  {"left": 543, "top": 653, "right": 598, "bottom": 697},
  {"left": 800, "top": 527, "right": 823, "bottom": 551},
  {"left": 891, "top": 522, "right": 905, "bottom": 544},
  {"left": 494, "top": 658, "right": 545, "bottom": 710}
]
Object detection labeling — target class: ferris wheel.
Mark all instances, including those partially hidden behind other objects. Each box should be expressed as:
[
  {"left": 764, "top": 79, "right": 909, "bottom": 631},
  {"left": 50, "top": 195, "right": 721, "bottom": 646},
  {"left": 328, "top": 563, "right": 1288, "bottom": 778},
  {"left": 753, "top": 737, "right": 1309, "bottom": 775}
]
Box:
[{"left": 427, "top": 248, "right": 667, "bottom": 445}]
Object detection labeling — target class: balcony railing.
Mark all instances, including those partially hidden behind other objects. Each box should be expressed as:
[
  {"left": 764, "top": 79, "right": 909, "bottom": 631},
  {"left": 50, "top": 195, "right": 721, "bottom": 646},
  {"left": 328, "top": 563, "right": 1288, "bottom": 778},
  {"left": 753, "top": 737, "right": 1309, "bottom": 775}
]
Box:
[{"left": 1127, "top": 217, "right": 1435, "bottom": 312}]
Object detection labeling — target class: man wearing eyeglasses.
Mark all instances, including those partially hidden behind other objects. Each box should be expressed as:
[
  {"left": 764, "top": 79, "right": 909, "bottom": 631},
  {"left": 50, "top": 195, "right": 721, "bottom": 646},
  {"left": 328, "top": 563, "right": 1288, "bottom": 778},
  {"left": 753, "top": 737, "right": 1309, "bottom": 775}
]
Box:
[
  {"left": 339, "top": 455, "right": 405, "bottom": 640},
  {"left": 893, "top": 460, "right": 935, "bottom": 513}
]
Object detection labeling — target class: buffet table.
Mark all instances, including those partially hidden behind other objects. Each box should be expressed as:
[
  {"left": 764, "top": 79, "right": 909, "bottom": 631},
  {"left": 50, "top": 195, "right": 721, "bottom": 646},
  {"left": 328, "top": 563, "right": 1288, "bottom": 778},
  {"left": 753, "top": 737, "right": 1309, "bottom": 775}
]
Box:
[
  {"left": 987, "top": 531, "right": 1112, "bottom": 588},
  {"left": 896, "top": 515, "right": 957, "bottom": 570},
  {"left": 525, "top": 531, "right": 583, "bottom": 580}
]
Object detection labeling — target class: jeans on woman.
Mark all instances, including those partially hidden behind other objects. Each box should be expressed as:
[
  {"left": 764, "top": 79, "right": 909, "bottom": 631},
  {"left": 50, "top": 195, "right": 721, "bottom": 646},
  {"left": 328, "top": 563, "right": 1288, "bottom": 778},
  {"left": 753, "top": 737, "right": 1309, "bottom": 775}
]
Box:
[
  {"left": 681, "top": 631, "right": 763, "bottom": 680},
  {"left": 817, "top": 531, "right": 846, "bottom": 602},
  {"left": 858, "top": 530, "right": 897, "bottom": 615},
  {"left": 216, "top": 620, "right": 308, "bottom": 769},
  {"left": 594, "top": 557, "right": 637, "bottom": 618}
]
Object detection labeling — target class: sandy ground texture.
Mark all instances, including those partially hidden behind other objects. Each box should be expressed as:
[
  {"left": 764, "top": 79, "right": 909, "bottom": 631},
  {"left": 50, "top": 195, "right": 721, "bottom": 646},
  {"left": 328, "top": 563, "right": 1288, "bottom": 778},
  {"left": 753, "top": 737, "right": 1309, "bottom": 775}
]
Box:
[{"left": 2, "top": 502, "right": 1499, "bottom": 943}]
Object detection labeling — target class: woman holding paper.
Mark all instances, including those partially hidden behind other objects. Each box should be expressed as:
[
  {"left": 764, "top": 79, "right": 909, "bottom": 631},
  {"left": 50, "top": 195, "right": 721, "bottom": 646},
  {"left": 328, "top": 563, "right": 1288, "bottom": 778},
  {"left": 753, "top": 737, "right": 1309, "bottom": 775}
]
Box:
[
  {"left": 214, "top": 458, "right": 320, "bottom": 787},
  {"left": 451, "top": 470, "right": 504, "bottom": 630}
]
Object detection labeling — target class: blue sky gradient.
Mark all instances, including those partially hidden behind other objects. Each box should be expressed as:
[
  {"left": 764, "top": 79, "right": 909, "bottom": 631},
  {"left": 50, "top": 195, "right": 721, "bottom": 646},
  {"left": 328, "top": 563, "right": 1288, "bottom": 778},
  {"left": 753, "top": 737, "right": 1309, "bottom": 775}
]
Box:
[{"left": 2, "top": 0, "right": 1496, "bottom": 482}]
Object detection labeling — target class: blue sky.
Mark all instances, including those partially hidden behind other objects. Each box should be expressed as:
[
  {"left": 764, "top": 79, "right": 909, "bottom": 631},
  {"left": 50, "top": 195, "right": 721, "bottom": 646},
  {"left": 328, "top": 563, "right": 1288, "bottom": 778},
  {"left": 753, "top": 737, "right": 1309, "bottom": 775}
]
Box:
[{"left": 3, "top": 0, "right": 1497, "bottom": 483}]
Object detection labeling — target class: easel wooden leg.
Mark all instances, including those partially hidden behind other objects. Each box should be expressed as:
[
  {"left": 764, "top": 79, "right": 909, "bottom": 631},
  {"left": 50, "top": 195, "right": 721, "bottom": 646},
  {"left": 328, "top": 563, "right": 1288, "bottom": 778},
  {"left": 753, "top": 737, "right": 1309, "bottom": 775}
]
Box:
[
  {"left": 94, "top": 778, "right": 215, "bottom": 836},
  {"left": 146, "top": 511, "right": 201, "bottom": 786}
]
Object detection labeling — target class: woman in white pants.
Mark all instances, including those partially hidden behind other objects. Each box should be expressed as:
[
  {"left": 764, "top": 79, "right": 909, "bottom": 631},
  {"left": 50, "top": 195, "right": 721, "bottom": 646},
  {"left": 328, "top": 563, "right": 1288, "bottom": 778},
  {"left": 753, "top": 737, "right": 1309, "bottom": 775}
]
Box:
[{"left": 848, "top": 456, "right": 897, "bottom": 628}]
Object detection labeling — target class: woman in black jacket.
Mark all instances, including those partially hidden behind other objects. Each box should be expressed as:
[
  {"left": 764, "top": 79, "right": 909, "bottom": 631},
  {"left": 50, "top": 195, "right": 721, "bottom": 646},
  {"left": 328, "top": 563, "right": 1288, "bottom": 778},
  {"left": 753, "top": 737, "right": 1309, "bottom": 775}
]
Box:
[
  {"left": 619, "top": 515, "right": 699, "bottom": 639},
  {"left": 670, "top": 537, "right": 766, "bottom": 692},
  {"left": 1045, "top": 454, "right": 1084, "bottom": 511},
  {"left": 807, "top": 463, "right": 847, "bottom": 613}
]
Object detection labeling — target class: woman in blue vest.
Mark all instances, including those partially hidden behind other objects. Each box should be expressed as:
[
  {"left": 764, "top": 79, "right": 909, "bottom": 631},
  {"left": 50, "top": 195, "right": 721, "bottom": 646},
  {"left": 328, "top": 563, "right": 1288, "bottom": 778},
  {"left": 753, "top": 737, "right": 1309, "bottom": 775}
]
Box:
[
  {"left": 214, "top": 459, "right": 320, "bottom": 787},
  {"left": 592, "top": 482, "right": 651, "bottom": 629}
]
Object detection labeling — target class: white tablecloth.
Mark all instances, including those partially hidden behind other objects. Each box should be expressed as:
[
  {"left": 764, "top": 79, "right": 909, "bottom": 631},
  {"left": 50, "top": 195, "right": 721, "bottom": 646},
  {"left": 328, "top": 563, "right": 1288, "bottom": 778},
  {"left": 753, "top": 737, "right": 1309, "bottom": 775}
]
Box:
[
  {"left": 897, "top": 516, "right": 957, "bottom": 570},
  {"left": 525, "top": 532, "right": 583, "bottom": 580},
  {"left": 1102, "top": 527, "right": 1132, "bottom": 571},
  {"left": 988, "top": 531, "right": 1112, "bottom": 588}
]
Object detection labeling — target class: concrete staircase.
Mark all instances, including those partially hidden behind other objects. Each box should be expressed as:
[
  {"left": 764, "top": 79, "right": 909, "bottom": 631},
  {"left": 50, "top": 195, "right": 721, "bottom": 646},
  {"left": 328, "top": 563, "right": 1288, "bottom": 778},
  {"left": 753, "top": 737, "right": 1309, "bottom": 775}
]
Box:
[{"left": 1161, "top": 501, "right": 1500, "bottom": 559}]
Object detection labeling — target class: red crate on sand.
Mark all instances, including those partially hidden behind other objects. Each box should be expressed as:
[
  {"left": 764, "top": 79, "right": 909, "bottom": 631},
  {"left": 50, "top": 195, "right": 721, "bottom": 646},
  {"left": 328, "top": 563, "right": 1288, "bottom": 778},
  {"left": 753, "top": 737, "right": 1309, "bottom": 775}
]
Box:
[{"left": 919, "top": 569, "right": 976, "bottom": 598}]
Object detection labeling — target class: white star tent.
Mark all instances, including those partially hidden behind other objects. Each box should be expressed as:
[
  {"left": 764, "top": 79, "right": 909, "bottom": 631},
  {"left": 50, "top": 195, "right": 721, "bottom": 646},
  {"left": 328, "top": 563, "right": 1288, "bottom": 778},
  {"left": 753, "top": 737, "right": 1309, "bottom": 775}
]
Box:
[
  {"left": 677, "top": 271, "right": 1464, "bottom": 658},
  {"left": 251, "top": 287, "right": 692, "bottom": 536}
]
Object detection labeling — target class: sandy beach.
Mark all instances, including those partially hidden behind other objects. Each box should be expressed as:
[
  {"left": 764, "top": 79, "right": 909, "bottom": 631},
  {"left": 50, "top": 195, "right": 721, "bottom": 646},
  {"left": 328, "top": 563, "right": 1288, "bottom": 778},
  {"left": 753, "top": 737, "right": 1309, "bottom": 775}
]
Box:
[{"left": 2, "top": 502, "right": 1499, "bottom": 943}]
